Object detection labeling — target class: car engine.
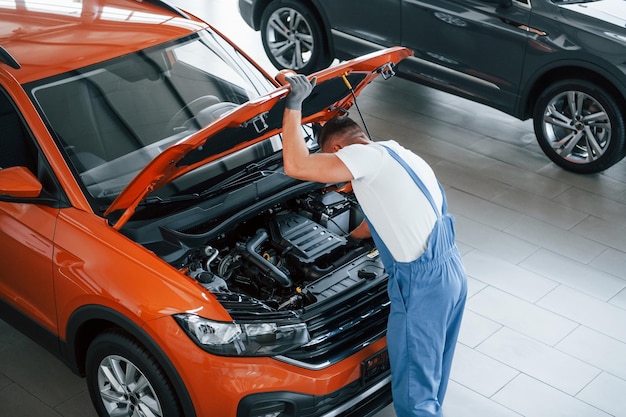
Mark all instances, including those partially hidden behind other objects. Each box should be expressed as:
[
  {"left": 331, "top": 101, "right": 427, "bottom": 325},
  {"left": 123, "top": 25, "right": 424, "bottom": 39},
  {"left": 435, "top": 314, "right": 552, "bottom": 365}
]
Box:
[{"left": 177, "top": 189, "right": 381, "bottom": 311}]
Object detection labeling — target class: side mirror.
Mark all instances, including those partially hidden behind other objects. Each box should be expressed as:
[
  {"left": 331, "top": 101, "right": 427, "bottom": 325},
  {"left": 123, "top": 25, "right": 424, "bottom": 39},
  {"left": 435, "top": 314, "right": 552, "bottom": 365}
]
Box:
[{"left": 0, "top": 166, "right": 42, "bottom": 198}]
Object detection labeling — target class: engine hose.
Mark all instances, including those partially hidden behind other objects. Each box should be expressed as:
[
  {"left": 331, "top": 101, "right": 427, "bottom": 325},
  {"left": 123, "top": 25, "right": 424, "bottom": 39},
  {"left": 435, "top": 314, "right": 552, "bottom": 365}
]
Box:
[{"left": 245, "top": 229, "right": 292, "bottom": 288}]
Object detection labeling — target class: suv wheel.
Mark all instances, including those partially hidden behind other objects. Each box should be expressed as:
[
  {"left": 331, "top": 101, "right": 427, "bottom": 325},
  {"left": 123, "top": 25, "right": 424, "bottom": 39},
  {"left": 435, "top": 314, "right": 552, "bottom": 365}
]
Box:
[
  {"left": 260, "top": 0, "right": 332, "bottom": 74},
  {"left": 533, "top": 79, "right": 626, "bottom": 174},
  {"left": 86, "top": 331, "right": 182, "bottom": 417}
]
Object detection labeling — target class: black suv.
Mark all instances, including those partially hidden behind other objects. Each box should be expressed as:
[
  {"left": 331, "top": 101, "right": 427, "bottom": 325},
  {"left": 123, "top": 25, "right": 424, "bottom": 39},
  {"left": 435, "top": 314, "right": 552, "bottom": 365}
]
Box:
[{"left": 239, "top": 0, "right": 626, "bottom": 174}]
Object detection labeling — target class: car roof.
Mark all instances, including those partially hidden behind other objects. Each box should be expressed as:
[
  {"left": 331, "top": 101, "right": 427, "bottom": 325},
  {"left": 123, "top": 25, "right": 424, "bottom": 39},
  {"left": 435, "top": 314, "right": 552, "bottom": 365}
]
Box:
[{"left": 0, "top": 0, "right": 207, "bottom": 84}]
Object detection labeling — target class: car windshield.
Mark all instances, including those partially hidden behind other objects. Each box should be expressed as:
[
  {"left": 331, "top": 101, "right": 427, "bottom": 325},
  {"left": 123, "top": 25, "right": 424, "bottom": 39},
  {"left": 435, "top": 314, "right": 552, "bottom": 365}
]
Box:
[{"left": 28, "top": 29, "right": 279, "bottom": 207}]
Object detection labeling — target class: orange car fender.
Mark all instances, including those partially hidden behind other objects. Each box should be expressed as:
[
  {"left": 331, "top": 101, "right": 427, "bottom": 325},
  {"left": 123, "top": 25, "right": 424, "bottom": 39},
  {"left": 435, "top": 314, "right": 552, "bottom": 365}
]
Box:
[
  {"left": 53, "top": 207, "right": 231, "bottom": 341},
  {"left": 64, "top": 304, "right": 199, "bottom": 417}
]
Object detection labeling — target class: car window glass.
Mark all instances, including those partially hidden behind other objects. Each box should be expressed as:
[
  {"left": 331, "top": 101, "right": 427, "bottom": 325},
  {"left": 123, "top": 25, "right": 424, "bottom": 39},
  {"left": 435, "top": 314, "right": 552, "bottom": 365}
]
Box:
[
  {"left": 0, "top": 89, "right": 66, "bottom": 205},
  {"left": 176, "top": 32, "right": 273, "bottom": 98},
  {"left": 27, "top": 31, "right": 277, "bottom": 202},
  {"left": 0, "top": 91, "right": 37, "bottom": 173}
]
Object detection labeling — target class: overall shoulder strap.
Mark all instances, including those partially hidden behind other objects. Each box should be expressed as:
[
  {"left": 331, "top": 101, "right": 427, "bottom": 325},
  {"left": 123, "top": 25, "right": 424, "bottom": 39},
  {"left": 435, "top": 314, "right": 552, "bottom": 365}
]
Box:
[{"left": 380, "top": 144, "right": 446, "bottom": 216}]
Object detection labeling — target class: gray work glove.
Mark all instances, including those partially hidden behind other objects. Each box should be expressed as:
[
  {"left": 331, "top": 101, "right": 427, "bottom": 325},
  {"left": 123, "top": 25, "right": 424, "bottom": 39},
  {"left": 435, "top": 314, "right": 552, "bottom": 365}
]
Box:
[{"left": 285, "top": 74, "right": 316, "bottom": 110}]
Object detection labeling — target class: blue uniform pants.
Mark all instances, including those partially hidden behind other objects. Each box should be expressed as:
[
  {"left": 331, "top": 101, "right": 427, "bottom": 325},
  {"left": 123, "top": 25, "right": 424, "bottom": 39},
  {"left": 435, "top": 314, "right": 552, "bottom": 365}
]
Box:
[
  {"left": 369, "top": 145, "right": 467, "bottom": 416},
  {"left": 383, "top": 216, "right": 466, "bottom": 416}
]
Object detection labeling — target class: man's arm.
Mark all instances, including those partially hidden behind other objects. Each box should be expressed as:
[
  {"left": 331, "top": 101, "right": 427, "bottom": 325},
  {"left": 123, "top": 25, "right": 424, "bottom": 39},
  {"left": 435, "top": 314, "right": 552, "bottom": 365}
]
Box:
[
  {"left": 349, "top": 219, "right": 372, "bottom": 240},
  {"left": 281, "top": 76, "right": 353, "bottom": 183}
]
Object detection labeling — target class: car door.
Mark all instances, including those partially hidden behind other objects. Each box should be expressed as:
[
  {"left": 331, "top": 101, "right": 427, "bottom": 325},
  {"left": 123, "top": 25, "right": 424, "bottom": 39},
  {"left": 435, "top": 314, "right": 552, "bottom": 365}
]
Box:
[
  {"left": 0, "top": 89, "right": 60, "bottom": 338},
  {"left": 320, "top": 0, "right": 402, "bottom": 57},
  {"left": 400, "top": 0, "right": 531, "bottom": 113}
]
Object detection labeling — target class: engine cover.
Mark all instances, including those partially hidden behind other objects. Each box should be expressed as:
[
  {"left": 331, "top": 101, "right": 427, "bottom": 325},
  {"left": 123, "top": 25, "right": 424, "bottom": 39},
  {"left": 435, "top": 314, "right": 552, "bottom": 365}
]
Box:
[{"left": 272, "top": 212, "right": 346, "bottom": 263}]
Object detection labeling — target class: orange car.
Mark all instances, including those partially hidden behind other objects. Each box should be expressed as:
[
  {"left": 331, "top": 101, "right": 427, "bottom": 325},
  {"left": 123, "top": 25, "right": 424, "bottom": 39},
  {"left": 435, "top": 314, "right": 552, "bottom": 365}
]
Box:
[{"left": 0, "top": 1, "right": 411, "bottom": 416}]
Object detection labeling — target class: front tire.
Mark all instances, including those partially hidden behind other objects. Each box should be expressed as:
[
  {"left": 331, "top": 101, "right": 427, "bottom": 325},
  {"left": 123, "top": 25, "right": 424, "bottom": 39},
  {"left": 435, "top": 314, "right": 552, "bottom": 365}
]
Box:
[
  {"left": 260, "top": 0, "right": 332, "bottom": 74},
  {"left": 85, "top": 331, "right": 182, "bottom": 417},
  {"left": 533, "top": 79, "right": 626, "bottom": 174}
]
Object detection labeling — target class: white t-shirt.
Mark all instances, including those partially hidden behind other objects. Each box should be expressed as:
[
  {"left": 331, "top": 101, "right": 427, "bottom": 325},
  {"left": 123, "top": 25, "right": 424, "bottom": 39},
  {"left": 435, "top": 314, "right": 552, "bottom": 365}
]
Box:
[{"left": 335, "top": 140, "right": 443, "bottom": 262}]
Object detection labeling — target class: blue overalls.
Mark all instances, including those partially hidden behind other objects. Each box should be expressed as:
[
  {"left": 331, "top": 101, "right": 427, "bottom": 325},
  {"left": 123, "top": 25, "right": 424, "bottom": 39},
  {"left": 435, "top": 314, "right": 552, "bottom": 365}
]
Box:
[{"left": 367, "top": 145, "right": 467, "bottom": 417}]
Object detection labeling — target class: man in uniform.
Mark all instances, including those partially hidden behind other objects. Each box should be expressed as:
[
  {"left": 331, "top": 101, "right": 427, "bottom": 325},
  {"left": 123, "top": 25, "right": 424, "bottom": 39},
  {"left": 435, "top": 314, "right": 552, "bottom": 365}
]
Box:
[{"left": 281, "top": 74, "right": 467, "bottom": 417}]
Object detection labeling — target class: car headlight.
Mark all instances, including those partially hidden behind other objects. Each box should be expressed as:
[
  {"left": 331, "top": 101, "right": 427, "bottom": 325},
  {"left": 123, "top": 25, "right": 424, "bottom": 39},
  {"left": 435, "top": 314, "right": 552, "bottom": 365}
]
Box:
[{"left": 174, "top": 313, "right": 310, "bottom": 356}]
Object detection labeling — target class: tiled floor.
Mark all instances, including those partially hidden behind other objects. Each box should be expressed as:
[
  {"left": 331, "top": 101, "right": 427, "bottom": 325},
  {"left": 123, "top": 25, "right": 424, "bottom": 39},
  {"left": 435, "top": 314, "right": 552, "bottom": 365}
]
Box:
[{"left": 2, "top": 1, "right": 626, "bottom": 416}]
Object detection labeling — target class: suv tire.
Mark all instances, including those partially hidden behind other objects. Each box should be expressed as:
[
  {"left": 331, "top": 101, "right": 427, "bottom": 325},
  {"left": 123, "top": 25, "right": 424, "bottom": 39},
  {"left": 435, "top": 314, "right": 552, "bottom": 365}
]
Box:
[
  {"left": 260, "top": 0, "right": 332, "bottom": 74},
  {"left": 533, "top": 79, "right": 626, "bottom": 173},
  {"left": 85, "top": 331, "right": 182, "bottom": 417}
]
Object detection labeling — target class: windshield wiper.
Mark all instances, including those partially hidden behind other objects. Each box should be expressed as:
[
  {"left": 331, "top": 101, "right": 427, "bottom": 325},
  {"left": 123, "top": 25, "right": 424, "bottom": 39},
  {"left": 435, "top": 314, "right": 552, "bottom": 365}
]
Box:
[
  {"left": 211, "top": 169, "right": 276, "bottom": 191},
  {"left": 138, "top": 152, "right": 284, "bottom": 207},
  {"left": 141, "top": 193, "right": 202, "bottom": 206},
  {"left": 199, "top": 152, "right": 283, "bottom": 195},
  {"left": 140, "top": 169, "right": 279, "bottom": 207}
]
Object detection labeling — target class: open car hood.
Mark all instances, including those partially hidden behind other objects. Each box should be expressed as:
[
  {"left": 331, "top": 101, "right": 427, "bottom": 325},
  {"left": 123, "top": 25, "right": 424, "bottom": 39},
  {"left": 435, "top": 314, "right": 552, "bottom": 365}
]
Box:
[{"left": 104, "top": 47, "right": 413, "bottom": 229}]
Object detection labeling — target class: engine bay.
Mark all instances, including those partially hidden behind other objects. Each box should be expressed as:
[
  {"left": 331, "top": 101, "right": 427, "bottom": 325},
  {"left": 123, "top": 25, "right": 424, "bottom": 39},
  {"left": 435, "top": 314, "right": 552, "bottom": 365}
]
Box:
[{"left": 176, "top": 188, "right": 383, "bottom": 311}]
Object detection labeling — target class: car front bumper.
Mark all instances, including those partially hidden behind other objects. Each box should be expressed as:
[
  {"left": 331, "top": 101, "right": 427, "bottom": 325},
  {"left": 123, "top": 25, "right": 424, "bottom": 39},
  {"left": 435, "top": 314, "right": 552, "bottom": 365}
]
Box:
[
  {"left": 236, "top": 375, "right": 392, "bottom": 417},
  {"left": 144, "top": 315, "right": 391, "bottom": 417}
]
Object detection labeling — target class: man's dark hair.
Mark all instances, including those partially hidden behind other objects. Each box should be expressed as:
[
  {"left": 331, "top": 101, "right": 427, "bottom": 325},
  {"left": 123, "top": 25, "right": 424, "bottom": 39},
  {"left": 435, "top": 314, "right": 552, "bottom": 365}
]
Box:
[{"left": 317, "top": 116, "right": 363, "bottom": 149}]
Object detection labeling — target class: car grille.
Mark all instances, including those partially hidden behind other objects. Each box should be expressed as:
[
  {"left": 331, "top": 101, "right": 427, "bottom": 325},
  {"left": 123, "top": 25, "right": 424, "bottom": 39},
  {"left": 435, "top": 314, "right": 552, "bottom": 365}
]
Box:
[
  {"left": 218, "top": 270, "right": 390, "bottom": 369},
  {"left": 280, "top": 277, "right": 390, "bottom": 368}
]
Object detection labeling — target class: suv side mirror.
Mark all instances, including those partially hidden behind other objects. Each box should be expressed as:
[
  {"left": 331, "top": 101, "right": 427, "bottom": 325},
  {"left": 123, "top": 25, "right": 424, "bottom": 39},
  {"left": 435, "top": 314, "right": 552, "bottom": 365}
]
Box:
[{"left": 0, "top": 166, "right": 42, "bottom": 198}]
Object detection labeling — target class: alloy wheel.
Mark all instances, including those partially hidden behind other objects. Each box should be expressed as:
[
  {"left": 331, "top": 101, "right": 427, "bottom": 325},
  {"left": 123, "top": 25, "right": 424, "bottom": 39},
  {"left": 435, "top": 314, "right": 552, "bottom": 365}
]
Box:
[
  {"left": 265, "top": 7, "right": 315, "bottom": 70},
  {"left": 97, "top": 354, "right": 163, "bottom": 417},
  {"left": 541, "top": 90, "right": 611, "bottom": 165}
]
